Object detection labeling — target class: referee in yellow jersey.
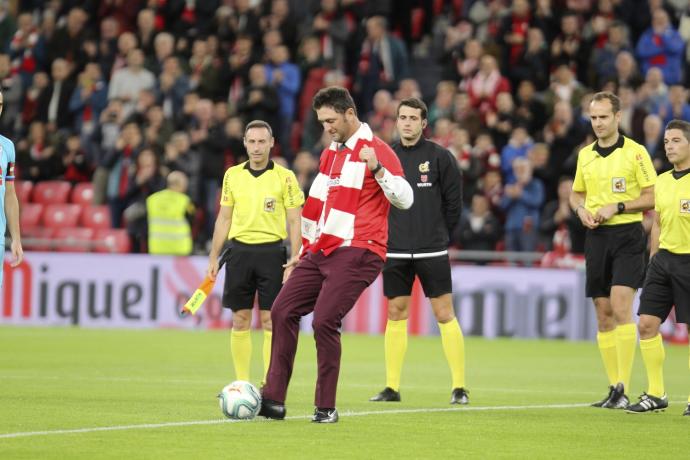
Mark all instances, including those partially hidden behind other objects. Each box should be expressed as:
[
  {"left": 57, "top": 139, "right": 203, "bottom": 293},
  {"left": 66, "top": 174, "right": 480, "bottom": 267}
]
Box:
[
  {"left": 207, "top": 120, "right": 304, "bottom": 385},
  {"left": 626, "top": 120, "right": 690, "bottom": 415},
  {"left": 570, "top": 92, "right": 656, "bottom": 409}
]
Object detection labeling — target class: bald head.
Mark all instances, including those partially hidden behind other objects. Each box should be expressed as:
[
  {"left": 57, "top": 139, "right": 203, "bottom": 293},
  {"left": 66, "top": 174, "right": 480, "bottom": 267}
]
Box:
[{"left": 167, "top": 171, "right": 189, "bottom": 193}]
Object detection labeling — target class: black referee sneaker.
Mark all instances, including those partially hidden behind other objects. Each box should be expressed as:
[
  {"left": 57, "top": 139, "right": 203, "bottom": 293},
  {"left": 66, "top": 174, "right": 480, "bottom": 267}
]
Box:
[
  {"left": 369, "top": 97, "right": 468, "bottom": 405},
  {"left": 569, "top": 92, "right": 656, "bottom": 410},
  {"left": 626, "top": 120, "right": 690, "bottom": 415}
]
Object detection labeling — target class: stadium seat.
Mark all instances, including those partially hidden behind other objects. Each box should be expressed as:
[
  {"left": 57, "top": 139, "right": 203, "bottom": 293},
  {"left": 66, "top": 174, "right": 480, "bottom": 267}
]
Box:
[
  {"left": 32, "top": 180, "right": 71, "bottom": 204},
  {"left": 94, "top": 228, "right": 131, "bottom": 253},
  {"left": 20, "top": 202, "right": 43, "bottom": 228},
  {"left": 42, "top": 203, "right": 82, "bottom": 228},
  {"left": 14, "top": 181, "right": 33, "bottom": 203},
  {"left": 70, "top": 182, "right": 95, "bottom": 205},
  {"left": 22, "top": 226, "right": 54, "bottom": 251},
  {"left": 53, "top": 227, "right": 95, "bottom": 252},
  {"left": 80, "top": 205, "right": 112, "bottom": 230}
]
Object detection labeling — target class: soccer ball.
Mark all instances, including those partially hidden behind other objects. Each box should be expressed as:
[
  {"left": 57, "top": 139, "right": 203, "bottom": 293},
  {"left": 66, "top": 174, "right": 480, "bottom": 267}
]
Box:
[{"left": 218, "top": 380, "right": 262, "bottom": 420}]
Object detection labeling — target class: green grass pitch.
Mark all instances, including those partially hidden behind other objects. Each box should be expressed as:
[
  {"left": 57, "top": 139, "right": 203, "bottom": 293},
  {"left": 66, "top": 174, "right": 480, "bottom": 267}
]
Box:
[{"left": 1, "top": 326, "right": 689, "bottom": 459}]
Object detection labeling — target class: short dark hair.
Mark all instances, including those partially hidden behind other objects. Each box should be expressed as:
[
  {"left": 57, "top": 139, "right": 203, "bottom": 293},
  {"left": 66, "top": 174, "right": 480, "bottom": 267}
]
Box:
[
  {"left": 244, "top": 119, "right": 273, "bottom": 137},
  {"left": 665, "top": 119, "right": 690, "bottom": 142},
  {"left": 397, "top": 97, "right": 428, "bottom": 120},
  {"left": 312, "top": 86, "right": 357, "bottom": 116},
  {"left": 591, "top": 91, "right": 621, "bottom": 114}
]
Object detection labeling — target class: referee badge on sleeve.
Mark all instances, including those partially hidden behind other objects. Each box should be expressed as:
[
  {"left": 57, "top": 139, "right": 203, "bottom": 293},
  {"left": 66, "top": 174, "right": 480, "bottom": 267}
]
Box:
[
  {"left": 264, "top": 197, "right": 276, "bottom": 212},
  {"left": 681, "top": 199, "right": 690, "bottom": 214},
  {"left": 612, "top": 177, "right": 626, "bottom": 193}
]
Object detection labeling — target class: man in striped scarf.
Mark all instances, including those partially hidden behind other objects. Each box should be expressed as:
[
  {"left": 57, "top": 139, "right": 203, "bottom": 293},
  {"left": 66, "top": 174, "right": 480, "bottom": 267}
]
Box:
[{"left": 260, "top": 86, "right": 413, "bottom": 423}]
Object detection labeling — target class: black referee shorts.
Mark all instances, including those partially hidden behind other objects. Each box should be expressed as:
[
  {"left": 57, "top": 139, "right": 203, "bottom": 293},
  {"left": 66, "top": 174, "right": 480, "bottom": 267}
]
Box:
[
  {"left": 638, "top": 250, "right": 690, "bottom": 324},
  {"left": 584, "top": 222, "right": 646, "bottom": 298},
  {"left": 222, "top": 240, "right": 287, "bottom": 311},
  {"left": 382, "top": 254, "right": 452, "bottom": 299}
]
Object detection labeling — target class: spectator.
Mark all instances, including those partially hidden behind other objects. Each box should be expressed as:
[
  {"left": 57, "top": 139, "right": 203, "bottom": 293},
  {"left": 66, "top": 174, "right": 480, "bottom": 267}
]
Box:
[
  {"left": 122, "top": 147, "right": 165, "bottom": 253},
  {"left": 266, "top": 44, "right": 300, "bottom": 160},
  {"left": 37, "top": 58, "right": 76, "bottom": 133},
  {"left": 500, "top": 157, "right": 545, "bottom": 252},
  {"left": 539, "top": 176, "right": 585, "bottom": 253},
  {"left": 16, "top": 121, "right": 62, "bottom": 182},
  {"left": 659, "top": 84, "right": 690, "bottom": 126},
  {"left": 103, "top": 121, "right": 144, "bottom": 228},
  {"left": 60, "top": 134, "right": 92, "bottom": 183},
  {"left": 453, "top": 193, "right": 501, "bottom": 252},
  {"left": 636, "top": 8, "right": 684, "bottom": 85},
  {"left": 237, "top": 63, "right": 280, "bottom": 135},
  {"left": 146, "top": 32, "right": 175, "bottom": 76},
  {"left": 510, "top": 27, "right": 550, "bottom": 91},
  {"left": 68, "top": 61, "right": 109, "bottom": 139},
  {"left": 466, "top": 54, "right": 511, "bottom": 116},
  {"left": 156, "top": 56, "right": 189, "bottom": 120},
  {"left": 292, "top": 150, "right": 318, "bottom": 194},
  {"left": 0, "top": 53, "right": 23, "bottom": 134},
  {"left": 591, "top": 21, "right": 633, "bottom": 88},
  {"left": 108, "top": 48, "right": 156, "bottom": 118},
  {"left": 618, "top": 85, "right": 648, "bottom": 142},
  {"left": 47, "top": 7, "right": 88, "bottom": 65},
  {"left": 354, "top": 15, "right": 409, "bottom": 114},
  {"left": 500, "top": 125, "right": 532, "bottom": 183},
  {"left": 309, "top": 0, "right": 354, "bottom": 70},
  {"left": 642, "top": 113, "right": 667, "bottom": 171}
]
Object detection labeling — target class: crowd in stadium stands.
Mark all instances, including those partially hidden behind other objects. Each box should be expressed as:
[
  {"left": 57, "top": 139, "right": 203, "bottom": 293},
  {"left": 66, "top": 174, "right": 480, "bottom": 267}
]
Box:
[{"left": 3, "top": 0, "right": 690, "bottom": 257}]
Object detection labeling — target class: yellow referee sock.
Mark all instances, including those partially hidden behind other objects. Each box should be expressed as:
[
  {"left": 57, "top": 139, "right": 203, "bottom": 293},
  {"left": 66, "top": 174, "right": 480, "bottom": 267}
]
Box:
[
  {"left": 262, "top": 330, "right": 272, "bottom": 385},
  {"left": 639, "top": 334, "right": 665, "bottom": 397},
  {"left": 230, "top": 329, "right": 251, "bottom": 382},
  {"left": 439, "top": 318, "right": 466, "bottom": 389},
  {"left": 597, "top": 330, "right": 618, "bottom": 386},
  {"left": 616, "top": 323, "right": 637, "bottom": 390},
  {"left": 384, "top": 319, "right": 408, "bottom": 391}
]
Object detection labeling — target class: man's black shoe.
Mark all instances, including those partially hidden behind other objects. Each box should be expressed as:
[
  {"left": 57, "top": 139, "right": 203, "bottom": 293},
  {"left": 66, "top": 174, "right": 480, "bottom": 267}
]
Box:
[
  {"left": 312, "top": 408, "right": 339, "bottom": 423},
  {"left": 683, "top": 403, "right": 690, "bottom": 416},
  {"left": 625, "top": 393, "right": 668, "bottom": 413},
  {"left": 450, "top": 387, "right": 469, "bottom": 405},
  {"left": 369, "top": 387, "right": 401, "bottom": 402},
  {"left": 258, "top": 398, "right": 286, "bottom": 420},
  {"left": 591, "top": 385, "right": 615, "bottom": 408},
  {"left": 602, "top": 382, "right": 629, "bottom": 409}
]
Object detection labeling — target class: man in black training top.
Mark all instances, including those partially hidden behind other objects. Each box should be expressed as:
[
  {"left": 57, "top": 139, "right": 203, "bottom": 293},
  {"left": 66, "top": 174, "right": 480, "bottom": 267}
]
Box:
[{"left": 370, "top": 97, "right": 468, "bottom": 404}]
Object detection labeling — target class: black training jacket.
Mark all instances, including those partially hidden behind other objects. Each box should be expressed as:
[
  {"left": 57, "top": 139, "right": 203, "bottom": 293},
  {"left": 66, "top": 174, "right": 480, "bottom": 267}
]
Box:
[{"left": 387, "top": 137, "right": 462, "bottom": 257}]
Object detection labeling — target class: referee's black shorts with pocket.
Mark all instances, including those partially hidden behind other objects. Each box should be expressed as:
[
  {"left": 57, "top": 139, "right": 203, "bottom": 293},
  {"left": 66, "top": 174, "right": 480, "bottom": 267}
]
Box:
[
  {"left": 585, "top": 222, "right": 646, "bottom": 298},
  {"left": 223, "top": 240, "right": 287, "bottom": 311},
  {"left": 383, "top": 254, "right": 452, "bottom": 299},
  {"left": 638, "top": 249, "right": 690, "bottom": 324}
]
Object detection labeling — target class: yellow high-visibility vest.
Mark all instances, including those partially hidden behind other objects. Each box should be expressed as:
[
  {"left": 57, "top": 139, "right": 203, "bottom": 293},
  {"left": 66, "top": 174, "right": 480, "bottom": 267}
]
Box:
[{"left": 146, "top": 189, "right": 193, "bottom": 255}]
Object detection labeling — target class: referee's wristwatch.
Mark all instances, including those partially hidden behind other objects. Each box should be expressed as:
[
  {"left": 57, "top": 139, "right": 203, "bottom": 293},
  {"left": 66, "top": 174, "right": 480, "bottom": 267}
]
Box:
[{"left": 617, "top": 202, "right": 626, "bottom": 214}]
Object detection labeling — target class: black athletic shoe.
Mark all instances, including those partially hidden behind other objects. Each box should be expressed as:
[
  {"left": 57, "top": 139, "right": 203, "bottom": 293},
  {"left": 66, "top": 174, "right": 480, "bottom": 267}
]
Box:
[
  {"left": 683, "top": 404, "right": 690, "bottom": 416},
  {"left": 602, "top": 383, "right": 630, "bottom": 409},
  {"left": 258, "top": 398, "right": 286, "bottom": 420},
  {"left": 625, "top": 393, "right": 668, "bottom": 413},
  {"left": 592, "top": 386, "right": 615, "bottom": 407},
  {"left": 450, "top": 387, "right": 469, "bottom": 405},
  {"left": 369, "top": 387, "right": 401, "bottom": 402},
  {"left": 312, "top": 408, "right": 339, "bottom": 423}
]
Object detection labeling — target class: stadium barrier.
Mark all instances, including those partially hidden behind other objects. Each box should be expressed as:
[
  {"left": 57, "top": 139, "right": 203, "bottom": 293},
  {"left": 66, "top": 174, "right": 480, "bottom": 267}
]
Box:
[{"left": 1, "top": 252, "right": 644, "bottom": 341}]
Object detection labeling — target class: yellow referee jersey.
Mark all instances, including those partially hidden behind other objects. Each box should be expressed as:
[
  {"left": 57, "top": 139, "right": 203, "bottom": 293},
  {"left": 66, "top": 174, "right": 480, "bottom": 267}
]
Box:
[
  {"left": 655, "top": 169, "right": 690, "bottom": 254},
  {"left": 220, "top": 160, "right": 304, "bottom": 244},
  {"left": 573, "top": 136, "right": 656, "bottom": 225}
]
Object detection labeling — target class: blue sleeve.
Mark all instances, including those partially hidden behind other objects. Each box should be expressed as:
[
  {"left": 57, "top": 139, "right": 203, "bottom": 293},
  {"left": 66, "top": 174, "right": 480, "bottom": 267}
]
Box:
[
  {"left": 636, "top": 31, "right": 661, "bottom": 59},
  {"left": 519, "top": 180, "right": 544, "bottom": 208},
  {"left": 663, "top": 30, "right": 685, "bottom": 55}
]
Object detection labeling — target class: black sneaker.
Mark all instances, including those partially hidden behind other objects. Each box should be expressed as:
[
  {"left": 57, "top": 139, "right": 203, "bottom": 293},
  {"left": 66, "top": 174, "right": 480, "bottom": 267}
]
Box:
[
  {"left": 591, "top": 386, "right": 615, "bottom": 407},
  {"left": 683, "top": 404, "right": 690, "bottom": 416},
  {"left": 369, "top": 387, "right": 401, "bottom": 402},
  {"left": 312, "top": 408, "right": 339, "bottom": 423},
  {"left": 602, "top": 383, "right": 630, "bottom": 409},
  {"left": 625, "top": 393, "right": 668, "bottom": 413},
  {"left": 450, "top": 387, "right": 469, "bottom": 405},
  {"left": 257, "top": 398, "right": 286, "bottom": 420}
]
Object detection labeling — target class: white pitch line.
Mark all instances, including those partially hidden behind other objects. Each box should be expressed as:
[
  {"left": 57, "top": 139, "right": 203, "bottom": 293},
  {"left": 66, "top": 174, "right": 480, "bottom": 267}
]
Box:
[{"left": 0, "top": 403, "right": 589, "bottom": 440}]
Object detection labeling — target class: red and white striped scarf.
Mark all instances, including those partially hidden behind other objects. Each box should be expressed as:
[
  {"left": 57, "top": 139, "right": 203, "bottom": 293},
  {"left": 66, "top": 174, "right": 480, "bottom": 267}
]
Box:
[{"left": 301, "top": 124, "right": 372, "bottom": 256}]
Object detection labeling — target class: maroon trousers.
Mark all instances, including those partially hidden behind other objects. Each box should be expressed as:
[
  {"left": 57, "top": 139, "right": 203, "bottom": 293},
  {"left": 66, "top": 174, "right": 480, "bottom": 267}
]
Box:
[{"left": 262, "top": 246, "right": 384, "bottom": 409}]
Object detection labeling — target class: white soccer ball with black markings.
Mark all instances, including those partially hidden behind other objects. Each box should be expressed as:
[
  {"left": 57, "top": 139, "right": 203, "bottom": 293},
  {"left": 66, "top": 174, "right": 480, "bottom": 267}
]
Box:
[{"left": 218, "top": 380, "right": 262, "bottom": 420}]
